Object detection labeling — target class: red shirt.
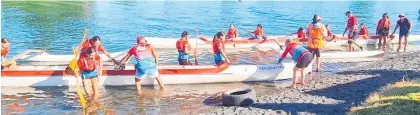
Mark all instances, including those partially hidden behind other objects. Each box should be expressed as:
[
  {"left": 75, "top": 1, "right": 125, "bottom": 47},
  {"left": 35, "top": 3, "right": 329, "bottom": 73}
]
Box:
[
  {"left": 376, "top": 19, "right": 391, "bottom": 31},
  {"left": 347, "top": 16, "right": 358, "bottom": 27},
  {"left": 228, "top": 28, "right": 237, "bottom": 38},
  {"left": 176, "top": 39, "right": 190, "bottom": 52},
  {"left": 77, "top": 55, "right": 97, "bottom": 71},
  {"left": 297, "top": 30, "right": 306, "bottom": 39},
  {"left": 81, "top": 39, "right": 106, "bottom": 60},
  {"left": 359, "top": 27, "right": 368, "bottom": 35},
  {"left": 1, "top": 46, "right": 9, "bottom": 58},
  {"left": 212, "top": 40, "right": 225, "bottom": 54},
  {"left": 128, "top": 44, "right": 153, "bottom": 59},
  {"left": 254, "top": 28, "right": 263, "bottom": 36},
  {"left": 326, "top": 27, "right": 332, "bottom": 36}
]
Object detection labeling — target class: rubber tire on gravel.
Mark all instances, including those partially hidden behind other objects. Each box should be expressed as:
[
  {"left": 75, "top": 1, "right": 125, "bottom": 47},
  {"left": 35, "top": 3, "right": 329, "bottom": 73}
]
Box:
[{"left": 222, "top": 88, "right": 256, "bottom": 106}]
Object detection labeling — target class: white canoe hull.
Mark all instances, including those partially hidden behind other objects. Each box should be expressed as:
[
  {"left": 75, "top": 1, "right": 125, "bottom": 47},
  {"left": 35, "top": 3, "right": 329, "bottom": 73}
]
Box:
[{"left": 1, "top": 63, "right": 312, "bottom": 86}]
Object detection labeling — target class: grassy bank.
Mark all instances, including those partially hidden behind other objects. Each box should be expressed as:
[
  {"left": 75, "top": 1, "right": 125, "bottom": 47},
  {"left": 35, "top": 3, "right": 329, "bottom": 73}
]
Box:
[{"left": 348, "top": 81, "right": 420, "bottom": 115}]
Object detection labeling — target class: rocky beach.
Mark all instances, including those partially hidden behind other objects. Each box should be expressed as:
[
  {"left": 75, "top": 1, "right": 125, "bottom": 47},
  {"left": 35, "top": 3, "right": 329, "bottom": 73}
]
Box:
[{"left": 204, "top": 52, "right": 420, "bottom": 115}]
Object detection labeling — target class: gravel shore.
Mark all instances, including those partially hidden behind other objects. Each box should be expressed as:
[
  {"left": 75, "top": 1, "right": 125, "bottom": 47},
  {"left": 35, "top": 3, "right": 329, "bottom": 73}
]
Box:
[{"left": 204, "top": 52, "right": 420, "bottom": 115}]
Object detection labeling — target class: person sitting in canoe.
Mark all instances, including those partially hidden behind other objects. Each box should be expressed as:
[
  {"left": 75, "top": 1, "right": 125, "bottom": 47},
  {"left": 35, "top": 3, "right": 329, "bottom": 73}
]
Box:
[
  {"left": 359, "top": 23, "right": 369, "bottom": 39},
  {"left": 75, "top": 47, "right": 100, "bottom": 100},
  {"left": 213, "top": 32, "right": 231, "bottom": 65},
  {"left": 227, "top": 24, "right": 239, "bottom": 39},
  {"left": 342, "top": 11, "right": 358, "bottom": 52},
  {"left": 278, "top": 39, "right": 313, "bottom": 88},
  {"left": 291, "top": 27, "right": 306, "bottom": 43},
  {"left": 307, "top": 14, "right": 326, "bottom": 72},
  {"left": 79, "top": 36, "right": 119, "bottom": 74},
  {"left": 376, "top": 13, "right": 391, "bottom": 50},
  {"left": 1, "top": 38, "right": 43, "bottom": 70},
  {"left": 246, "top": 24, "right": 266, "bottom": 40},
  {"left": 176, "top": 31, "right": 192, "bottom": 65},
  {"left": 391, "top": 13, "right": 412, "bottom": 52},
  {"left": 115, "top": 36, "right": 165, "bottom": 95},
  {"left": 325, "top": 24, "right": 333, "bottom": 38}
]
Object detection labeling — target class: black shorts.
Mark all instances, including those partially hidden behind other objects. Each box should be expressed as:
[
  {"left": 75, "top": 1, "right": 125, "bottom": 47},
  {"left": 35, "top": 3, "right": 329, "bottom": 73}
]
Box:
[
  {"left": 178, "top": 59, "right": 192, "bottom": 65},
  {"left": 296, "top": 53, "right": 313, "bottom": 68},
  {"left": 399, "top": 31, "right": 410, "bottom": 38},
  {"left": 309, "top": 48, "right": 321, "bottom": 57},
  {"left": 348, "top": 31, "right": 358, "bottom": 44}
]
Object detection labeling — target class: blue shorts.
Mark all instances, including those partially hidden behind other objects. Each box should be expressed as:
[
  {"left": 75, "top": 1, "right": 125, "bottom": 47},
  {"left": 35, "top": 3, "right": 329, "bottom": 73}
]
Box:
[
  {"left": 135, "top": 64, "right": 159, "bottom": 79},
  {"left": 134, "top": 57, "right": 159, "bottom": 79},
  {"left": 214, "top": 54, "right": 225, "bottom": 65},
  {"left": 81, "top": 70, "right": 98, "bottom": 80},
  {"left": 399, "top": 31, "right": 410, "bottom": 38}
]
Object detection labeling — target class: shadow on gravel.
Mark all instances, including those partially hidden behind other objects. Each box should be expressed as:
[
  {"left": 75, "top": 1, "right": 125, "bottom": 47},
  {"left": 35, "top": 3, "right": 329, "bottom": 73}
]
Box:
[{"left": 250, "top": 69, "right": 419, "bottom": 115}]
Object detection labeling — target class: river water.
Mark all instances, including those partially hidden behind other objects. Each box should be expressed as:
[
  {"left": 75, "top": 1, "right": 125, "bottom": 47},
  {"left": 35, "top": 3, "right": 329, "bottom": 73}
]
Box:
[{"left": 2, "top": 1, "right": 420, "bottom": 115}]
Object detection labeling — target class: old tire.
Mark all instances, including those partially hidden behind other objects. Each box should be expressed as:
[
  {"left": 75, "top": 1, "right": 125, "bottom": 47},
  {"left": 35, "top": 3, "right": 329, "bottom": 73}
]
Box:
[{"left": 222, "top": 88, "right": 256, "bottom": 106}]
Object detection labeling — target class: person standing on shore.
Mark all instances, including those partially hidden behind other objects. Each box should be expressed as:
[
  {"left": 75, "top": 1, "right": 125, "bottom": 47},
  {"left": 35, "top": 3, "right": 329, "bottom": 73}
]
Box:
[
  {"left": 115, "top": 36, "right": 165, "bottom": 95},
  {"left": 391, "top": 13, "right": 412, "bottom": 52},
  {"left": 307, "top": 14, "right": 326, "bottom": 72},
  {"left": 278, "top": 39, "right": 313, "bottom": 88},
  {"left": 342, "top": 11, "right": 358, "bottom": 52},
  {"left": 212, "top": 32, "right": 230, "bottom": 65},
  {"left": 325, "top": 25, "right": 332, "bottom": 38},
  {"left": 176, "top": 31, "right": 192, "bottom": 65},
  {"left": 376, "top": 13, "right": 391, "bottom": 50}
]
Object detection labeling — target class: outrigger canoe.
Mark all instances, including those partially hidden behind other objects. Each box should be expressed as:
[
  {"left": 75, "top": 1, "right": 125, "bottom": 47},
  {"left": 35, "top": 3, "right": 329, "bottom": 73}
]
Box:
[
  {"left": 1, "top": 62, "right": 311, "bottom": 86},
  {"left": 18, "top": 50, "right": 128, "bottom": 62},
  {"left": 144, "top": 34, "right": 420, "bottom": 49}
]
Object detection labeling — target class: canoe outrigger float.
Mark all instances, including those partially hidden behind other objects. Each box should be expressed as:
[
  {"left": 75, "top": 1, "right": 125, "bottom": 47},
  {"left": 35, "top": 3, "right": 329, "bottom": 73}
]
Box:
[
  {"left": 144, "top": 34, "right": 420, "bottom": 49},
  {"left": 1, "top": 63, "right": 312, "bottom": 86}
]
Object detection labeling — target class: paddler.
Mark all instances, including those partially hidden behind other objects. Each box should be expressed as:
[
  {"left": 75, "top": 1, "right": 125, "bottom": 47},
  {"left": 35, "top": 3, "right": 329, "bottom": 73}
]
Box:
[
  {"left": 376, "top": 13, "right": 391, "bottom": 49},
  {"left": 359, "top": 23, "right": 369, "bottom": 39},
  {"left": 75, "top": 47, "right": 100, "bottom": 100},
  {"left": 391, "top": 13, "right": 412, "bottom": 52},
  {"left": 79, "top": 36, "right": 119, "bottom": 74},
  {"left": 212, "top": 32, "right": 231, "bottom": 65},
  {"left": 115, "top": 36, "right": 165, "bottom": 95},
  {"left": 325, "top": 24, "right": 332, "bottom": 38},
  {"left": 307, "top": 14, "right": 326, "bottom": 72},
  {"left": 246, "top": 24, "right": 265, "bottom": 40},
  {"left": 342, "top": 11, "right": 358, "bottom": 52},
  {"left": 291, "top": 27, "right": 306, "bottom": 40},
  {"left": 278, "top": 39, "right": 313, "bottom": 88},
  {"left": 1, "top": 38, "right": 43, "bottom": 70},
  {"left": 227, "top": 24, "right": 239, "bottom": 39},
  {"left": 176, "top": 31, "right": 192, "bottom": 65}
]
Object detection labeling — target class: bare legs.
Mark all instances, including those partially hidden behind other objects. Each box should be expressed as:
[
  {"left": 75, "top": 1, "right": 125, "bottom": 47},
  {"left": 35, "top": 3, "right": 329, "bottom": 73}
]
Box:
[
  {"left": 315, "top": 57, "right": 320, "bottom": 72},
  {"left": 287, "top": 67, "right": 305, "bottom": 88},
  {"left": 397, "top": 36, "right": 408, "bottom": 52},
  {"left": 135, "top": 76, "right": 165, "bottom": 96},
  {"left": 83, "top": 78, "right": 100, "bottom": 100}
]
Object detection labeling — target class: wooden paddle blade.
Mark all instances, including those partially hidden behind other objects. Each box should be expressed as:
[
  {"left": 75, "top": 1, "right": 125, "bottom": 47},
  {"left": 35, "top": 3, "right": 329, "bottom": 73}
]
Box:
[{"left": 77, "top": 85, "right": 87, "bottom": 108}]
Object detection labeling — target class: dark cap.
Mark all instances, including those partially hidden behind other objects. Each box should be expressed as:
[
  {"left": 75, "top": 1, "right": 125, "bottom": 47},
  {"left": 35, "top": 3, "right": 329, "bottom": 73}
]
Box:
[
  {"left": 345, "top": 11, "right": 352, "bottom": 14},
  {"left": 181, "top": 31, "right": 189, "bottom": 38}
]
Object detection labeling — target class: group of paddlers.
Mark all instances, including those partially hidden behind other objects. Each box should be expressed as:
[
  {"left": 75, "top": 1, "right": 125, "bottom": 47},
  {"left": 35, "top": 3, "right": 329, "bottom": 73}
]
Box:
[{"left": 1, "top": 11, "right": 413, "bottom": 99}]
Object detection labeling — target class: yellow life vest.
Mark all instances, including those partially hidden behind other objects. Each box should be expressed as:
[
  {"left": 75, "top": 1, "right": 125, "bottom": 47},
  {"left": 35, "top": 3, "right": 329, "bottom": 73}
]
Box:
[{"left": 307, "top": 23, "right": 325, "bottom": 49}]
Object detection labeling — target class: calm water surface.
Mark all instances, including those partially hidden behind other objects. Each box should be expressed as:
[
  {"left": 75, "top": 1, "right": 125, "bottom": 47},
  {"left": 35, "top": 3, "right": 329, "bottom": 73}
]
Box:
[{"left": 2, "top": 1, "right": 420, "bottom": 114}]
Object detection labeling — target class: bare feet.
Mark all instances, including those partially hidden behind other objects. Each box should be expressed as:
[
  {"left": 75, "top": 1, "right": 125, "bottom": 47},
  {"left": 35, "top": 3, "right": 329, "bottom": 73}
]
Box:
[
  {"left": 286, "top": 84, "right": 296, "bottom": 88},
  {"left": 297, "top": 81, "right": 305, "bottom": 85}
]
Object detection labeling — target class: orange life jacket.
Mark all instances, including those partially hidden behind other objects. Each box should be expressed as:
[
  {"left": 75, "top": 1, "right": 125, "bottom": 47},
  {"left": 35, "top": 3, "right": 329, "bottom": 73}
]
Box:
[{"left": 307, "top": 23, "right": 325, "bottom": 49}]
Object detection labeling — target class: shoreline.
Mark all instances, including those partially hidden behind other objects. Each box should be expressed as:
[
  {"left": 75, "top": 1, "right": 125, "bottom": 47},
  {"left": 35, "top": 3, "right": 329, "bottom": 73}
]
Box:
[{"left": 204, "top": 51, "right": 420, "bottom": 115}]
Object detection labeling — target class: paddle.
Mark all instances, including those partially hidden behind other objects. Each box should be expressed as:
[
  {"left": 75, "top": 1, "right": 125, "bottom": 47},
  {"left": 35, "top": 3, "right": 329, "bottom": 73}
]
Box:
[
  {"left": 68, "top": 29, "right": 89, "bottom": 109},
  {"left": 194, "top": 27, "right": 198, "bottom": 65}
]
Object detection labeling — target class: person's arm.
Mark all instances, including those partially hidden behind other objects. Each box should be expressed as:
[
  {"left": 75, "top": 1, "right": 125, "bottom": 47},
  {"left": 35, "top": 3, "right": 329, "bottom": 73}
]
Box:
[
  {"left": 376, "top": 20, "right": 381, "bottom": 35},
  {"left": 218, "top": 42, "right": 230, "bottom": 63},
  {"left": 235, "top": 29, "right": 239, "bottom": 38},
  {"left": 98, "top": 45, "right": 118, "bottom": 64},
  {"left": 261, "top": 30, "right": 265, "bottom": 37},
  {"left": 150, "top": 47, "right": 159, "bottom": 64},
  {"left": 387, "top": 21, "right": 391, "bottom": 35},
  {"left": 342, "top": 26, "right": 348, "bottom": 37},
  {"left": 278, "top": 45, "right": 290, "bottom": 63},
  {"left": 408, "top": 20, "right": 412, "bottom": 32},
  {"left": 392, "top": 23, "right": 399, "bottom": 35}
]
